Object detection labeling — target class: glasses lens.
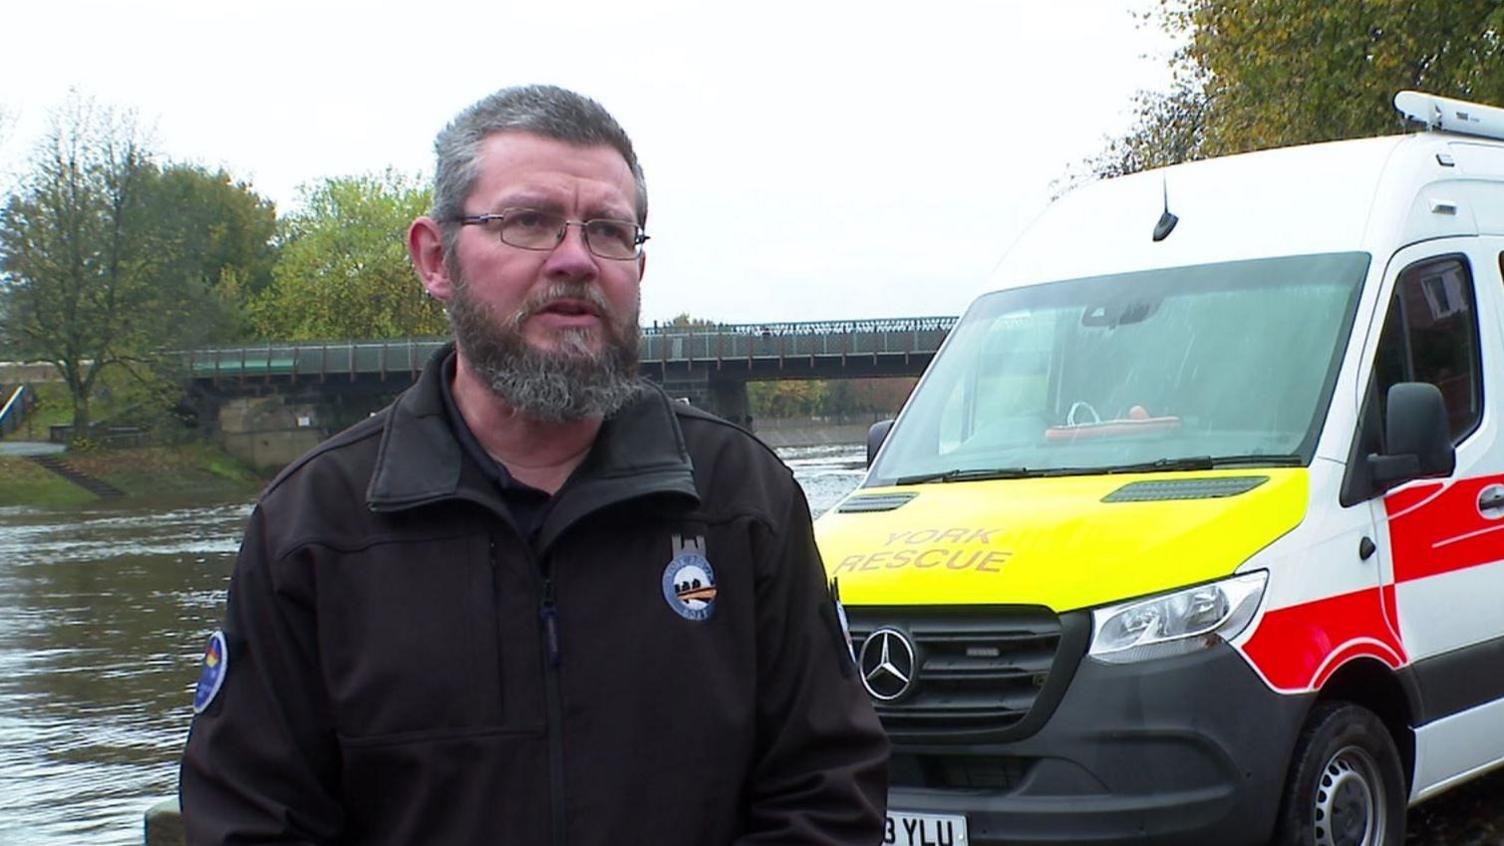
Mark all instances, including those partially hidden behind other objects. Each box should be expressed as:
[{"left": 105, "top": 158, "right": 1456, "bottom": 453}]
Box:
[
  {"left": 584, "top": 219, "right": 641, "bottom": 259},
  {"left": 499, "top": 210, "right": 564, "bottom": 250}
]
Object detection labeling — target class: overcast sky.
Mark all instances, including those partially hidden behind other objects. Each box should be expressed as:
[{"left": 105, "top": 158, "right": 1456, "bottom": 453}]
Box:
[{"left": 1, "top": 0, "right": 1177, "bottom": 326}]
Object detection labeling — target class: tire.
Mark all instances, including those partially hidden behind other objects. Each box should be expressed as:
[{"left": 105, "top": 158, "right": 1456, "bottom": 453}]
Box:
[{"left": 1273, "top": 701, "right": 1406, "bottom": 846}]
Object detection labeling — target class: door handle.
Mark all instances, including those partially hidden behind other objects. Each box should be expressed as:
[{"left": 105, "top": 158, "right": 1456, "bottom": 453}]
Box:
[{"left": 1478, "top": 485, "right": 1504, "bottom": 517}]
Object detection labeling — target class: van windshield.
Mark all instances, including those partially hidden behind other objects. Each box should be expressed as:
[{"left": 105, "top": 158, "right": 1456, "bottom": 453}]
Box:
[{"left": 868, "top": 253, "right": 1370, "bottom": 486}]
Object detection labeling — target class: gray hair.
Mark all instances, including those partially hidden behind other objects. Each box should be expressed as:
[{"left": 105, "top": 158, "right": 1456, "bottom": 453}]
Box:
[{"left": 431, "top": 85, "right": 647, "bottom": 243}]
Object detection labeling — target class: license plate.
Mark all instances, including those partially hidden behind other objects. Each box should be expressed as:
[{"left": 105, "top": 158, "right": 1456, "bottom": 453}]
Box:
[{"left": 883, "top": 810, "right": 968, "bottom": 846}]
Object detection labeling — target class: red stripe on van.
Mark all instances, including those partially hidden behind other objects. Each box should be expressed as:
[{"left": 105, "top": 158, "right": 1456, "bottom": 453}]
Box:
[
  {"left": 1386, "top": 475, "right": 1504, "bottom": 583},
  {"left": 1242, "top": 587, "right": 1406, "bottom": 691},
  {"left": 1381, "top": 584, "right": 1400, "bottom": 639}
]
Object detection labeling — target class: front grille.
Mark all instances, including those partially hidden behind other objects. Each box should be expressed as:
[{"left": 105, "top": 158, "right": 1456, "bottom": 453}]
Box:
[
  {"left": 848, "top": 606, "right": 1087, "bottom": 742},
  {"left": 890, "top": 752, "right": 1033, "bottom": 790}
]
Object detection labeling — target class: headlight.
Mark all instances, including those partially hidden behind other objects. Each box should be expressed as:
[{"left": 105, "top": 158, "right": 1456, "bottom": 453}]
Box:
[{"left": 1089, "top": 571, "right": 1267, "bottom": 664}]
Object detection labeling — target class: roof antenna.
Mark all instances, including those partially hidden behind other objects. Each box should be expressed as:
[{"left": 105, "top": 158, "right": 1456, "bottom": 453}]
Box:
[{"left": 1152, "top": 177, "right": 1179, "bottom": 242}]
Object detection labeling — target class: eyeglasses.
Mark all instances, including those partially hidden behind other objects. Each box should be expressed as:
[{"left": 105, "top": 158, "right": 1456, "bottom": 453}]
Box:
[{"left": 454, "top": 208, "right": 649, "bottom": 260}]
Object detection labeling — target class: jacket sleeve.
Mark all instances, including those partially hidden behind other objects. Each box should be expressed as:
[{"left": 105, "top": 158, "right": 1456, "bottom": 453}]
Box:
[
  {"left": 737, "top": 482, "right": 890, "bottom": 845},
  {"left": 179, "top": 504, "right": 344, "bottom": 844}
]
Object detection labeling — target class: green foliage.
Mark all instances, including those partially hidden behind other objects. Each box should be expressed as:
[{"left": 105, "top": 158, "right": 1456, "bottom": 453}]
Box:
[
  {"left": 748, "top": 377, "right": 916, "bottom": 419},
  {"left": 0, "top": 94, "right": 277, "bottom": 438},
  {"left": 249, "top": 171, "right": 445, "bottom": 340},
  {"left": 1092, "top": 0, "right": 1504, "bottom": 176},
  {"left": 143, "top": 164, "right": 278, "bottom": 341},
  {"left": 665, "top": 312, "right": 719, "bottom": 329},
  {"left": 1082, "top": 79, "right": 1210, "bottom": 182},
  {"left": 749, "top": 380, "right": 828, "bottom": 419},
  {"left": 1, "top": 95, "right": 177, "bottom": 434}
]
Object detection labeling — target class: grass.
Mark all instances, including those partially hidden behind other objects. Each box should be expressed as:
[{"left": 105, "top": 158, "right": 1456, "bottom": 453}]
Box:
[
  {"left": 0, "top": 442, "right": 266, "bottom": 508},
  {"left": 0, "top": 456, "right": 96, "bottom": 507},
  {"left": 2, "top": 377, "right": 184, "bottom": 443}
]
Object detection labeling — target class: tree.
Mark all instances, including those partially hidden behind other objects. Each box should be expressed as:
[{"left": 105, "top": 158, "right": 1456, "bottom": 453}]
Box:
[
  {"left": 0, "top": 95, "right": 184, "bottom": 434},
  {"left": 664, "top": 312, "right": 719, "bottom": 330},
  {"left": 1081, "top": 79, "right": 1210, "bottom": 181},
  {"left": 142, "top": 164, "right": 278, "bottom": 342},
  {"left": 248, "top": 171, "right": 444, "bottom": 340},
  {"left": 1093, "top": 0, "right": 1504, "bottom": 177},
  {"left": 749, "top": 380, "right": 828, "bottom": 419}
]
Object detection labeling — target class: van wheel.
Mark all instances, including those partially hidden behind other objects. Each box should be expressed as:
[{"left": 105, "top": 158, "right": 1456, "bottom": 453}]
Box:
[{"left": 1274, "top": 702, "right": 1405, "bottom": 846}]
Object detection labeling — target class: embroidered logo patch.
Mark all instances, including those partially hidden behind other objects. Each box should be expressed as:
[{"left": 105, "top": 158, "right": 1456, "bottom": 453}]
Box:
[
  {"left": 662, "top": 534, "right": 716, "bottom": 622},
  {"left": 193, "top": 630, "right": 229, "bottom": 714}
]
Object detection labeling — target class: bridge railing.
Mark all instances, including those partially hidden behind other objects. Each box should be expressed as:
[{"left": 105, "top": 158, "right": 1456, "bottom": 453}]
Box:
[
  {"left": 643, "top": 317, "right": 957, "bottom": 363},
  {"left": 180, "top": 340, "right": 451, "bottom": 381},
  {"left": 178, "top": 317, "right": 959, "bottom": 381},
  {"left": 0, "top": 384, "right": 33, "bottom": 437}
]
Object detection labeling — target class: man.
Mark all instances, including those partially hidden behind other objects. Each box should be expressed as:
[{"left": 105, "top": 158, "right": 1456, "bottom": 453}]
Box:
[{"left": 179, "top": 84, "right": 889, "bottom": 845}]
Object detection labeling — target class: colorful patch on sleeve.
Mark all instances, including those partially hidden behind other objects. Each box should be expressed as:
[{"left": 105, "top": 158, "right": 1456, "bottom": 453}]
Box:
[{"left": 193, "top": 630, "right": 229, "bottom": 714}]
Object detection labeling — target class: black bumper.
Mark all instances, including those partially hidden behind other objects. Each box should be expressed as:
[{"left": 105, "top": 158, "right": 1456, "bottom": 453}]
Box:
[{"left": 885, "top": 641, "right": 1313, "bottom": 845}]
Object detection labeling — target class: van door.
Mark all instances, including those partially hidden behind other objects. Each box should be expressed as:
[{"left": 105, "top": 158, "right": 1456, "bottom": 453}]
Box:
[{"left": 1360, "top": 240, "right": 1504, "bottom": 799}]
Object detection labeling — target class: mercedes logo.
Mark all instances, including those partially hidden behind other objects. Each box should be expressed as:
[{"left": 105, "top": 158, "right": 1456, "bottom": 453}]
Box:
[{"left": 858, "top": 628, "right": 917, "bottom": 702}]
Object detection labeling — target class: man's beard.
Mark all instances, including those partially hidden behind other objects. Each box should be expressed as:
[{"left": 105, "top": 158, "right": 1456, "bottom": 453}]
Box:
[{"left": 446, "top": 276, "right": 642, "bottom": 423}]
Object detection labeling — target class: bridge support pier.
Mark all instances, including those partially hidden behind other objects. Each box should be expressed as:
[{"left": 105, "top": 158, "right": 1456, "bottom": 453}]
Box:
[
  {"left": 654, "top": 369, "right": 751, "bottom": 426},
  {"left": 217, "top": 396, "right": 327, "bottom": 472},
  {"left": 708, "top": 378, "right": 750, "bottom": 427}
]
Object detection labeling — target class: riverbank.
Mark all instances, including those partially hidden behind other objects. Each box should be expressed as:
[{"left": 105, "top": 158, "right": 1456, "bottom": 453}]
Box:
[
  {"left": 0, "top": 443, "right": 265, "bottom": 508},
  {"left": 0, "top": 416, "right": 869, "bottom": 509}
]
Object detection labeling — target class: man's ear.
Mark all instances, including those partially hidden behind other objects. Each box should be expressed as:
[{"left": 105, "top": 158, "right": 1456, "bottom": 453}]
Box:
[{"left": 409, "top": 216, "right": 454, "bottom": 301}]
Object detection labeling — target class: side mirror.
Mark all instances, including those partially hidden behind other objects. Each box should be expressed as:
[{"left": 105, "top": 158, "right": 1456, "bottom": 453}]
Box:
[
  {"left": 867, "top": 419, "right": 895, "bottom": 468},
  {"left": 1368, "top": 383, "right": 1455, "bottom": 485}
]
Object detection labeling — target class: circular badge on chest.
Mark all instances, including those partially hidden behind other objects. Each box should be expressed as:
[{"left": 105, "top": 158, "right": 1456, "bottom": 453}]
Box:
[{"left": 662, "top": 552, "right": 717, "bottom": 622}]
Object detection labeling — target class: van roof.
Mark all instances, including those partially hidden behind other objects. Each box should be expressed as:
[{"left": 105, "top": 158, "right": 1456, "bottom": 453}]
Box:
[{"left": 991, "top": 131, "right": 1504, "bottom": 288}]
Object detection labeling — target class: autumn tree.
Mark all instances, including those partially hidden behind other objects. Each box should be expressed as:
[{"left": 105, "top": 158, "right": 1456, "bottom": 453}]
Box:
[
  {"left": 1092, "top": 0, "right": 1504, "bottom": 177},
  {"left": 749, "top": 379, "right": 829, "bottom": 419},
  {"left": 664, "top": 312, "right": 719, "bottom": 330},
  {"left": 143, "top": 164, "right": 278, "bottom": 341},
  {"left": 1, "top": 97, "right": 183, "bottom": 434},
  {"left": 249, "top": 171, "right": 444, "bottom": 340}
]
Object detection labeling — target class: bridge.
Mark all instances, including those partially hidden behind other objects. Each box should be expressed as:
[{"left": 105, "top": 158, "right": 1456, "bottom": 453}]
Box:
[{"left": 178, "top": 317, "right": 956, "bottom": 469}]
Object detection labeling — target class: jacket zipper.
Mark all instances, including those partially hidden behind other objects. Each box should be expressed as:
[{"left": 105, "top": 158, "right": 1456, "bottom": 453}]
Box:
[
  {"left": 499, "top": 528, "right": 569, "bottom": 846},
  {"left": 539, "top": 568, "right": 567, "bottom": 846}
]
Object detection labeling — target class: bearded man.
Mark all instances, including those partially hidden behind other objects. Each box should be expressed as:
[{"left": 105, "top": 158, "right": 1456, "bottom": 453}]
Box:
[{"left": 179, "top": 84, "right": 888, "bottom": 845}]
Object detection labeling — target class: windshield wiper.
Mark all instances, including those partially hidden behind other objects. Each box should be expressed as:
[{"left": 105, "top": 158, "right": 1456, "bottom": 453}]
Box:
[
  {"left": 894, "top": 454, "right": 1306, "bottom": 485},
  {"left": 1101, "top": 454, "right": 1305, "bottom": 474},
  {"left": 894, "top": 467, "right": 1041, "bottom": 486}
]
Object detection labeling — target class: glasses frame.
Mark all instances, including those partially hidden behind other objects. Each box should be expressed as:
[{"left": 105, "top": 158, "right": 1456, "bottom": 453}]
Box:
[{"left": 454, "top": 208, "right": 649, "bottom": 260}]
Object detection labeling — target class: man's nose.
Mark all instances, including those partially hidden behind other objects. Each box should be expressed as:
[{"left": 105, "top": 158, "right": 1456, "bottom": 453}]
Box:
[{"left": 542, "top": 223, "right": 598, "bottom": 280}]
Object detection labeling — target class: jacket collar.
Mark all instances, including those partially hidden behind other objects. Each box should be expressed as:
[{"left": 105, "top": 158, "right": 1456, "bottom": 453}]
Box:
[{"left": 367, "top": 344, "right": 700, "bottom": 525}]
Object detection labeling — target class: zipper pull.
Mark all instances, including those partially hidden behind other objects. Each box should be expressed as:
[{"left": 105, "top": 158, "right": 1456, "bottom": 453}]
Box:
[{"left": 540, "top": 578, "right": 561, "bottom": 668}]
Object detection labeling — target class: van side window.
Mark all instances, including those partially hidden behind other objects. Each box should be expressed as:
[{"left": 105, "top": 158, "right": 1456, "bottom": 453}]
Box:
[{"left": 1373, "top": 257, "right": 1482, "bottom": 442}]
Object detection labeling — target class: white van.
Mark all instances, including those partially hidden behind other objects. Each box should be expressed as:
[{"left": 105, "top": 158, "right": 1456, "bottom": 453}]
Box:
[{"left": 816, "top": 91, "right": 1504, "bottom": 845}]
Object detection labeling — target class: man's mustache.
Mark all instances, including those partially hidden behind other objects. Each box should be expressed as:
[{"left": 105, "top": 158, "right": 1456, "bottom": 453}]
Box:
[{"left": 513, "top": 283, "right": 620, "bottom": 328}]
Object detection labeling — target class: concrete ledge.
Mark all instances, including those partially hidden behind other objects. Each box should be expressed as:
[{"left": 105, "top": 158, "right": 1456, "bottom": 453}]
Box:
[
  {"left": 145, "top": 797, "right": 184, "bottom": 846},
  {"left": 751, "top": 422, "right": 872, "bottom": 449}
]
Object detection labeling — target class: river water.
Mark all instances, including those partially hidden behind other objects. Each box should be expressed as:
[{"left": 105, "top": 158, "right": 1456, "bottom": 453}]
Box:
[{"left": 0, "top": 444, "right": 868, "bottom": 845}]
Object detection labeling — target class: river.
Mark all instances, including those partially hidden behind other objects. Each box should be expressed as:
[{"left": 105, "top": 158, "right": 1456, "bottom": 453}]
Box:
[{"left": 0, "top": 444, "right": 867, "bottom": 845}]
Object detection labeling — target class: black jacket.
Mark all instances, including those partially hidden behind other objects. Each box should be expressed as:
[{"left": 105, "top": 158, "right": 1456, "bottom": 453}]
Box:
[{"left": 179, "top": 347, "right": 889, "bottom": 845}]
